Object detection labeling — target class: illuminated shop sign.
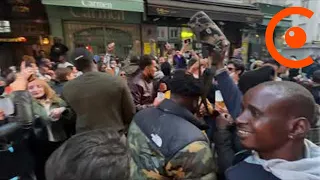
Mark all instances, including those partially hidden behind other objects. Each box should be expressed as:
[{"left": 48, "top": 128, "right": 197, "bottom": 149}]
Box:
[{"left": 0, "top": 37, "right": 27, "bottom": 42}]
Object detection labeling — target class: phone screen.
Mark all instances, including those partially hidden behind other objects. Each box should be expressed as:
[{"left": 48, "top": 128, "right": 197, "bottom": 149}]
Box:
[
  {"left": 184, "top": 39, "right": 191, "bottom": 44},
  {"left": 0, "top": 98, "right": 14, "bottom": 116}
]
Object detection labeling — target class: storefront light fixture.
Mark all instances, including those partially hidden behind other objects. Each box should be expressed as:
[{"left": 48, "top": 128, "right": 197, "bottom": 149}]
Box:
[
  {"left": 0, "top": 37, "right": 27, "bottom": 42},
  {"left": 255, "top": 34, "right": 259, "bottom": 38},
  {"left": 42, "top": 37, "right": 50, "bottom": 45},
  {"left": 40, "top": 36, "right": 50, "bottom": 45},
  {"left": 181, "top": 31, "right": 194, "bottom": 38}
]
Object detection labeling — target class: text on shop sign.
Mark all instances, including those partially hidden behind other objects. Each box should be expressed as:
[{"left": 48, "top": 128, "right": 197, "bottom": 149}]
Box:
[
  {"left": 70, "top": 8, "right": 125, "bottom": 21},
  {"left": 81, "top": 0, "right": 112, "bottom": 9}
]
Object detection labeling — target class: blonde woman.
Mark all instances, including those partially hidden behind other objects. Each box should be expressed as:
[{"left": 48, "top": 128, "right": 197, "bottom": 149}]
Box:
[{"left": 27, "top": 79, "right": 73, "bottom": 180}]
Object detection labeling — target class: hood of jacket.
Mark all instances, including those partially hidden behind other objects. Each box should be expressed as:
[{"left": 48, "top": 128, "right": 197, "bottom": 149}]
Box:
[{"left": 245, "top": 139, "right": 320, "bottom": 180}]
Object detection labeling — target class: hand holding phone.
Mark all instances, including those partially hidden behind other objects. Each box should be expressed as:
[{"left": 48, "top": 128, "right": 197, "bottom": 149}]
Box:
[
  {"left": 184, "top": 39, "right": 191, "bottom": 44},
  {"left": 0, "top": 98, "right": 14, "bottom": 116},
  {"left": 49, "top": 107, "right": 66, "bottom": 121}
]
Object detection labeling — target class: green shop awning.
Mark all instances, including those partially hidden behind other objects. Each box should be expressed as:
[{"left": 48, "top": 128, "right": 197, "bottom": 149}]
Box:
[
  {"left": 42, "top": 0, "right": 144, "bottom": 12},
  {"left": 263, "top": 15, "right": 292, "bottom": 28}
]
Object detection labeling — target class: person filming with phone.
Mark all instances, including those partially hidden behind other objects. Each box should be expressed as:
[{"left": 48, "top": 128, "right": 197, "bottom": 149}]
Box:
[{"left": 173, "top": 39, "right": 191, "bottom": 70}]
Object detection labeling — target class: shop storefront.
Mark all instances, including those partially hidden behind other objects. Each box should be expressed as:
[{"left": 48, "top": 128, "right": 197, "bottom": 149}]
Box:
[
  {"left": 246, "top": 3, "right": 291, "bottom": 61},
  {"left": 42, "top": 0, "right": 144, "bottom": 59},
  {"left": 0, "top": 0, "right": 49, "bottom": 68},
  {"left": 142, "top": 0, "right": 263, "bottom": 57}
]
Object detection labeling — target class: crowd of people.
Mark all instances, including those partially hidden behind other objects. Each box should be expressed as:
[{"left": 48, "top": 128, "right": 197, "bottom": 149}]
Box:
[{"left": 0, "top": 13, "right": 320, "bottom": 180}]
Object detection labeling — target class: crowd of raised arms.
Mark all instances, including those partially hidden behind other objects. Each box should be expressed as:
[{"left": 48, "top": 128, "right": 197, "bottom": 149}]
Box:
[{"left": 0, "top": 11, "right": 319, "bottom": 180}]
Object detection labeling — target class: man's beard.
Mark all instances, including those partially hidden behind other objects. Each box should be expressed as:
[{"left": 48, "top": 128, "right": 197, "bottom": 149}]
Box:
[{"left": 147, "top": 74, "right": 154, "bottom": 80}]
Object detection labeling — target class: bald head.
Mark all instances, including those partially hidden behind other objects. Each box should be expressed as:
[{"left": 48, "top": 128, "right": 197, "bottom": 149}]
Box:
[{"left": 248, "top": 81, "right": 316, "bottom": 125}]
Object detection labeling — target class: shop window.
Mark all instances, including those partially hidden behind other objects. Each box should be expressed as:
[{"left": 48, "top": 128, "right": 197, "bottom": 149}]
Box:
[
  {"left": 157, "top": 27, "right": 168, "bottom": 42},
  {"left": 0, "top": 21, "right": 11, "bottom": 33},
  {"left": 169, "top": 27, "right": 179, "bottom": 40},
  {"left": 64, "top": 22, "right": 141, "bottom": 58}
]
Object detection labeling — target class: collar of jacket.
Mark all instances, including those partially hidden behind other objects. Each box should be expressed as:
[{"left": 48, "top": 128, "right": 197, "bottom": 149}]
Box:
[{"left": 158, "top": 99, "right": 209, "bottom": 130}]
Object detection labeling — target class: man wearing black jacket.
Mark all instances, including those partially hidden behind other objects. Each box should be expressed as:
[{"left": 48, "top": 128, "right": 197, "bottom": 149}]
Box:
[{"left": 0, "top": 66, "right": 36, "bottom": 179}]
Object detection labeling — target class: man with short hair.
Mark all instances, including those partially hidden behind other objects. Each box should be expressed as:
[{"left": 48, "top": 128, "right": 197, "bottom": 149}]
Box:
[
  {"left": 226, "top": 59, "right": 245, "bottom": 84},
  {"left": 130, "top": 55, "right": 157, "bottom": 111},
  {"left": 45, "top": 129, "right": 130, "bottom": 180},
  {"left": 226, "top": 81, "right": 320, "bottom": 180},
  {"left": 128, "top": 72, "right": 217, "bottom": 180},
  {"left": 263, "top": 59, "right": 288, "bottom": 81},
  {"left": 63, "top": 48, "right": 135, "bottom": 134}
]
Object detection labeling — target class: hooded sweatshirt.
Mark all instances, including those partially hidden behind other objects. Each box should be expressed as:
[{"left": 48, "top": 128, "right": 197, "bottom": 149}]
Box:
[{"left": 245, "top": 139, "right": 320, "bottom": 180}]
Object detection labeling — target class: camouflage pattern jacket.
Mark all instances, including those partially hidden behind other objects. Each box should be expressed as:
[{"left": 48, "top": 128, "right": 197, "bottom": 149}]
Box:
[{"left": 128, "top": 99, "right": 217, "bottom": 180}]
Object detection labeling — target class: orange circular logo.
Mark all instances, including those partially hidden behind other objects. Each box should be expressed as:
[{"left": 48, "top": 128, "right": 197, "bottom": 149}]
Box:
[{"left": 266, "top": 7, "right": 314, "bottom": 68}]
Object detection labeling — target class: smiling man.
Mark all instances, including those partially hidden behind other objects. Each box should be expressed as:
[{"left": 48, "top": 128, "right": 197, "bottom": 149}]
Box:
[{"left": 226, "top": 81, "right": 320, "bottom": 180}]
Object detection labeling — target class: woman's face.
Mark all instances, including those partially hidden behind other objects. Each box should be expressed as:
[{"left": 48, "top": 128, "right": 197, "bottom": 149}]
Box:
[
  {"left": 66, "top": 73, "right": 76, "bottom": 81},
  {"left": 28, "top": 81, "right": 45, "bottom": 99}
]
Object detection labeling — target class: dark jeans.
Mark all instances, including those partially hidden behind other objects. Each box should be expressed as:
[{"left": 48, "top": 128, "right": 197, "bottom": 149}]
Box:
[
  {"left": 30, "top": 140, "right": 63, "bottom": 180},
  {"left": 0, "top": 141, "right": 35, "bottom": 179}
]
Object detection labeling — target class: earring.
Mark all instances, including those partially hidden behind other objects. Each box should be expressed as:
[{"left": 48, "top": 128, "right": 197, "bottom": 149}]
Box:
[{"left": 289, "top": 135, "right": 294, "bottom": 139}]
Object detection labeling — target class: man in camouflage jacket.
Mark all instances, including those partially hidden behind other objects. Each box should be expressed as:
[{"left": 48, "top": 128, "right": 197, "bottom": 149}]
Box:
[{"left": 128, "top": 72, "right": 217, "bottom": 180}]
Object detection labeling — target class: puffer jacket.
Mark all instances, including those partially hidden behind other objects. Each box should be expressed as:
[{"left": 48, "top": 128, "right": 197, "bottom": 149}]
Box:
[{"left": 128, "top": 99, "right": 217, "bottom": 180}]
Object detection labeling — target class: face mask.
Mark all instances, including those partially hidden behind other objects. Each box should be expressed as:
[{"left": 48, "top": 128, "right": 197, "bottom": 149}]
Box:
[
  {"left": 0, "top": 86, "right": 5, "bottom": 95},
  {"left": 148, "top": 73, "right": 154, "bottom": 80},
  {"left": 229, "top": 72, "right": 236, "bottom": 78}
]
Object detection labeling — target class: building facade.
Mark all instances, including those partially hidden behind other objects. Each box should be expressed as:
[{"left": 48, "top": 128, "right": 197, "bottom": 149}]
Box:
[
  {"left": 0, "top": 0, "right": 50, "bottom": 69},
  {"left": 142, "top": 0, "right": 264, "bottom": 60},
  {"left": 42, "top": 0, "right": 144, "bottom": 59},
  {"left": 245, "top": 0, "right": 287, "bottom": 6},
  {"left": 282, "top": 0, "right": 320, "bottom": 59},
  {"left": 244, "top": 3, "right": 291, "bottom": 61}
]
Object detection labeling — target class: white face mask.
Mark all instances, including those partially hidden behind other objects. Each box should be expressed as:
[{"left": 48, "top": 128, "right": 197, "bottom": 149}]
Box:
[
  {"left": 229, "top": 72, "right": 236, "bottom": 79},
  {"left": 229, "top": 72, "right": 239, "bottom": 84}
]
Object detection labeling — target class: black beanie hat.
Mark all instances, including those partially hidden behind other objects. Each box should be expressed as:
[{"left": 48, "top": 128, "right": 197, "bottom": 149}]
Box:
[{"left": 168, "top": 71, "right": 202, "bottom": 97}]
